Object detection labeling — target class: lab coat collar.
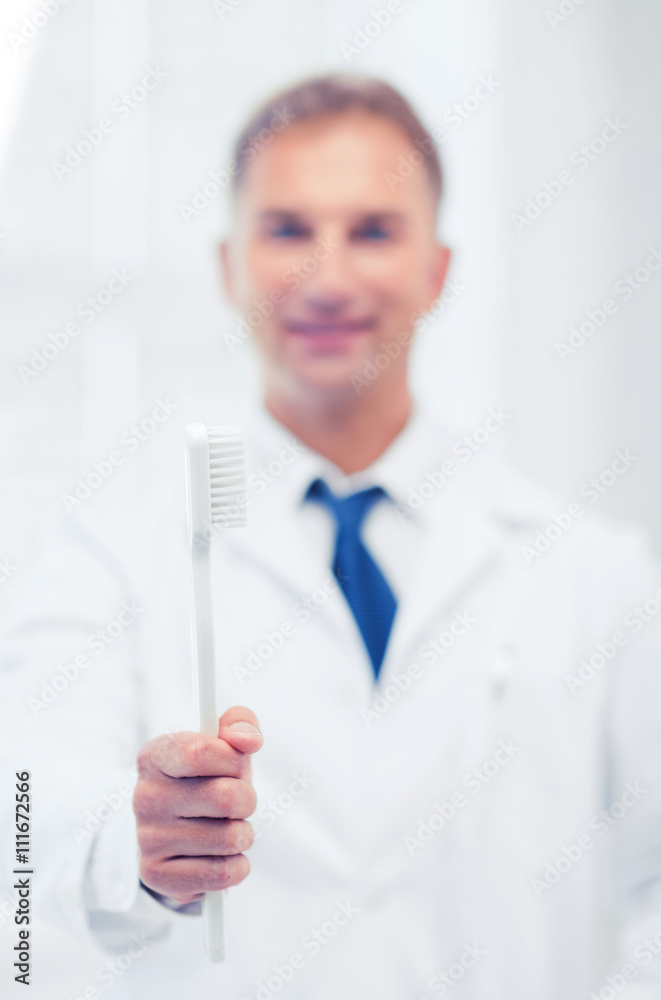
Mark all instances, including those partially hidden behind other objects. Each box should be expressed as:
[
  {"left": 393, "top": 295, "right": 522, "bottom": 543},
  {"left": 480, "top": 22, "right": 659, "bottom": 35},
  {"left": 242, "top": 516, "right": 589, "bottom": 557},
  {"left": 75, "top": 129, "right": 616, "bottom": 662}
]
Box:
[
  {"left": 244, "top": 400, "right": 452, "bottom": 520},
  {"left": 226, "top": 405, "right": 347, "bottom": 610},
  {"left": 379, "top": 444, "right": 566, "bottom": 677},
  {"left": 228, "top": 402, "right": 561, "bottom": 655},
  {"left": 224, "top": 404, "right": 443, "bottom": 642}
]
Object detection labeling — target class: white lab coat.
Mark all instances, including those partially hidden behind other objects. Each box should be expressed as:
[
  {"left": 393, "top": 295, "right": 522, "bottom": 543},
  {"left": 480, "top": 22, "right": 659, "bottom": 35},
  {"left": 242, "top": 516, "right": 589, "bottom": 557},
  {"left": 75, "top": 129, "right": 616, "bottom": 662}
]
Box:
[{"left": 2, "top": 408, "right": 661, "bottom": 1000}]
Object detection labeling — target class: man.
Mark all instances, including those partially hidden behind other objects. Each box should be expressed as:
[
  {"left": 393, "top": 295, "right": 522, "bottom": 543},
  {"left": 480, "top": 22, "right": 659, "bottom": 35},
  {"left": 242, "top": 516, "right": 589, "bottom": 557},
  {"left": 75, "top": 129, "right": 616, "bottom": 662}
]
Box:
[
  {"left": 2, "top": 75, "right": 661, "bottom": 999},
  {"left": 137, "top": 74, "right": 449, "bottom": 908}
]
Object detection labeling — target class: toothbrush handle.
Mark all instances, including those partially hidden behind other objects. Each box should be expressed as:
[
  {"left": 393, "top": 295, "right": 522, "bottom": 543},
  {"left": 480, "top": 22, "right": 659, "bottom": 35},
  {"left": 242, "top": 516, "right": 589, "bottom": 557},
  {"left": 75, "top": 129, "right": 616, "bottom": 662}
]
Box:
[
  {"left": 203, "top": 890, "right": 226, "bottom": 962},
  {"left": 192, "top": 543, "right": 226, "bottom": 963}
]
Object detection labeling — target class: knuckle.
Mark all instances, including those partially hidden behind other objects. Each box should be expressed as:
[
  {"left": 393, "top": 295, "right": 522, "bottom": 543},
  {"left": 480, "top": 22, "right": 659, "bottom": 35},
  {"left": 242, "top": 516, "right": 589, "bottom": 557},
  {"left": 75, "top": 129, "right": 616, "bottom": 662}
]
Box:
[
  {"left": 237, "top": 820, "right": 254, "bottom": 852},
  {"left": 225, "top": 820, "right": 245, "bottom": 853},
  {"left": 244, "top": 784, "right": 258, "bottom": 817},
  {"left": 132, "top": 782, "right": 157, "bottom": 820},
  {"left": 237, "top": 706, "right": 260, "bottom": 728},
  {"left": 235, "top": 754, "right": 251, "bottom": 780},
  {"left": 218, "top": 778, "right": 238, "bottom": 816},
  {"left": 233, "top": 853, "right": 250, "bottom": 885},
  {"left": 202, "top": 856, "right": 232, "bottom": 890},
  {"left": 136, "top": 743, "right": 154, "bottom": 777},
  {"left": 139, "top": 858, "right": 161, "bottom": 888},
  {"left": 136, "top": 823, "right": 165, "bottom": 856},
  {"left": 182, "top": 735, "right": 208, "bottom": 773},
  {"left": 140, "top": 731, "right": 180, "bottom": 774},
  {"left": 154, "top": 732, "right": 180, "bottom": 768}
]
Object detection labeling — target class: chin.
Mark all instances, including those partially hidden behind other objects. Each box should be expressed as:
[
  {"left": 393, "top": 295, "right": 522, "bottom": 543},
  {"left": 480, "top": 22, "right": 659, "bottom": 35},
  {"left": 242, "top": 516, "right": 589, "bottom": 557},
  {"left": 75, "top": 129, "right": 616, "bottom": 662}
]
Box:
[
  {"left": 273, "top": 339, "right": 371, "bottom": 384},
  {"left": 281, "top": 359, "right": 366, "bottom": 397}
]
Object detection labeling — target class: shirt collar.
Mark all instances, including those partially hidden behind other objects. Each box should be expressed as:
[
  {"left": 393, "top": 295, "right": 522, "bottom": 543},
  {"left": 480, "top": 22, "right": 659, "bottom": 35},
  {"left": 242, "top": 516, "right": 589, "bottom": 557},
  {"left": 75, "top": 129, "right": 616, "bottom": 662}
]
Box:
[
  {"left": 239, "top": 400, "right": 563, "bottom": 538},
  {"left": 244, "top": 401, "right": 454, "bottom": 527}
]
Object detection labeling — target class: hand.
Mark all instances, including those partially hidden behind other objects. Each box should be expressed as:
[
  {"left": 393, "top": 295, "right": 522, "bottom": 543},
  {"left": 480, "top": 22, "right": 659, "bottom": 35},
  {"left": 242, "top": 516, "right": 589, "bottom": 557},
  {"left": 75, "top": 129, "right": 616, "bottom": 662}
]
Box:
[{"left": 133, "top": 706, "right": 263, "bottom": 906}]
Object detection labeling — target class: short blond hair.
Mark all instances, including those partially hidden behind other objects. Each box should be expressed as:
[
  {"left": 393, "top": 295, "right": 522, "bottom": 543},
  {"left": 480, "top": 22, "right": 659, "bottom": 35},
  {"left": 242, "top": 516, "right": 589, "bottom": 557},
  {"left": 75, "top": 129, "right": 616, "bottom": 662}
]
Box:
[{"left": 231, "top": 74, "right": 442, "bottom": 206}]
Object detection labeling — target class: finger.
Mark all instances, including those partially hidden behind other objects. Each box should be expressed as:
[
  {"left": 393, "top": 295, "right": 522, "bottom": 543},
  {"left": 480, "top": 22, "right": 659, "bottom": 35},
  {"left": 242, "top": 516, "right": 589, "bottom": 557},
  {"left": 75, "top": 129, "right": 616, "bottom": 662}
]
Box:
[
  {"left": 139, "top": 731, "right": 248, "bottom": 779},
  {"left": 218, "top": 705, "right": 260, "bottom": 731},
  {"left": 218, "top": 706, "right": 263, "bottom": 755},
  {"left": 177, "top": 776, "right": 257, "bottom": 819},
  {"left": 134, "top": 776, "right": 256, "bottom": 821},
  {"left": 139, "top": 818, "right": 253, "bottom": 858},
  {"left": 148, "top": 853, "right": 251, "bottom": 896}
]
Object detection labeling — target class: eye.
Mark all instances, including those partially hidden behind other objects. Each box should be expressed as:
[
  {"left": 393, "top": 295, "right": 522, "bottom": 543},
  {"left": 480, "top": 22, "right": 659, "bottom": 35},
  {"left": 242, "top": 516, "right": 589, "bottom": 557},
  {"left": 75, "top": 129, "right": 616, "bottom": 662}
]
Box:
[
  {"left": 351, "top": 222, "right": 392, "bottom": 242},
  {"left": 267, "top": 220, "right": 311, "bottom": 240}
]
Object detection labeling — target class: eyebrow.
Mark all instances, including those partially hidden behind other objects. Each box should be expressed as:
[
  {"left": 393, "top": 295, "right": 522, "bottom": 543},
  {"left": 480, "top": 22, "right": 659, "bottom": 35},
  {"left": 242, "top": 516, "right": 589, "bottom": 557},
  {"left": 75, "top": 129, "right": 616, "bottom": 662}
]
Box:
[
  {"left": 355, "top": 212, "right": 408, "bottom": 229},
  {"left": 258, "top": 210, "right": 304, "bottom": 224},
  {"left": 257, "top": 210, "right": 409, "bottom": 226}
]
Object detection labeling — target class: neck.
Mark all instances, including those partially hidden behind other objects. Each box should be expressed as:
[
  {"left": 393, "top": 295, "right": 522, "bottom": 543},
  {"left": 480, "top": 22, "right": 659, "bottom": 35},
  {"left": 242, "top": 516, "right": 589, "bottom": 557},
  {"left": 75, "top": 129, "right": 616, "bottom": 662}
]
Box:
[{"left": 265, "top": 380, "right": 411, "bottom": 474}]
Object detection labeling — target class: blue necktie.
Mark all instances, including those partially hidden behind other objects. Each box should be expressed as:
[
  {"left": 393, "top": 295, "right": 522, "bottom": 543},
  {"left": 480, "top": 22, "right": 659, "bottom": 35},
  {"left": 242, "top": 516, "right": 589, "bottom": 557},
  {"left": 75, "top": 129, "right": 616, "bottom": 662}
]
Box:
[{"left": 305, "top": 478, "right": 397, "bottom": 679}]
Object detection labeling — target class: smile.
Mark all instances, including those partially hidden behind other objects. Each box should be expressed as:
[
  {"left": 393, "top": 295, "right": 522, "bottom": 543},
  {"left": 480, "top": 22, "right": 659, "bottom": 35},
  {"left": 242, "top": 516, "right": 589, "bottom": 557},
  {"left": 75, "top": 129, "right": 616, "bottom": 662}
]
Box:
[{"left": 284, "top": 318, "right": 377, "bottom": 336}]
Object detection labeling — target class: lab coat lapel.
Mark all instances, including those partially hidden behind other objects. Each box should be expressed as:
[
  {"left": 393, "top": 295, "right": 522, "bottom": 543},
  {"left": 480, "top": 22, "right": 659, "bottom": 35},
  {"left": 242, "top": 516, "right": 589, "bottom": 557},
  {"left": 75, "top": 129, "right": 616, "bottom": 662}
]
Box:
[
  {"left": 380, "top": 450, "right": 560, "bottom": 678},
  {"left": 382, "top": 484, "right": 506, "bottom": 675},
  {"left": 225, "top": 486, "right": 355, "bottom": 640},
  {"left": 218, "top": 407, "right": 356, "bottom": 637}
]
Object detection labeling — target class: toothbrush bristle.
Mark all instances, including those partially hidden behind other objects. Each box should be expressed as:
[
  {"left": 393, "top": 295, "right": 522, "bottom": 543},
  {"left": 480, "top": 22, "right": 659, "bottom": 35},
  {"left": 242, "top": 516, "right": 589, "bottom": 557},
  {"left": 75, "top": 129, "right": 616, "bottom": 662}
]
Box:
[{"left": 207, "top": 426, "right": 247, "bottom": 527}]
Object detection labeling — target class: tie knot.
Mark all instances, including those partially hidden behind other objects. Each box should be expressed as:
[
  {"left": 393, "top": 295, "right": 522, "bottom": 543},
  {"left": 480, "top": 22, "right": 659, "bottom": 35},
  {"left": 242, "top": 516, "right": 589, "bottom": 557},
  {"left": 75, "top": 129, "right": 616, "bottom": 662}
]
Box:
[{"left": 305, "top": 478, "right": 388, "bottom": 534}]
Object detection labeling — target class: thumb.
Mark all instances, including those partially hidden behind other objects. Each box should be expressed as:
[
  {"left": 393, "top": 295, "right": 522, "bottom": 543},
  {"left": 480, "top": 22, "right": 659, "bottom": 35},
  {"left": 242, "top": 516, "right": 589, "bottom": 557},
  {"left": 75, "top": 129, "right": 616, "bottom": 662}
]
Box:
[{"left": 218, "top": 705, "right": 263, "bottom": 754}]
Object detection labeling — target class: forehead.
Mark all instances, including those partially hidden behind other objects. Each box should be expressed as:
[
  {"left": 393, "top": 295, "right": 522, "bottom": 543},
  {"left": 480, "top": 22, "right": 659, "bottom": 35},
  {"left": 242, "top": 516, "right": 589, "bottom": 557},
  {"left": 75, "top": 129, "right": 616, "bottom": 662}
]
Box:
[{"left": 234, "top": 110, "right": 436, "bottom": 217}]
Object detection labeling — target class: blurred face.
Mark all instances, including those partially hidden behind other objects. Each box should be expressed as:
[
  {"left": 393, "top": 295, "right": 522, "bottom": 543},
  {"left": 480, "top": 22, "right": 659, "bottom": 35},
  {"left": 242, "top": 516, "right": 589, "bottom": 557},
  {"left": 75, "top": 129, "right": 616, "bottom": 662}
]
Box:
[{"left": 221, "top": 110, "right": 449, "bottom": 402}]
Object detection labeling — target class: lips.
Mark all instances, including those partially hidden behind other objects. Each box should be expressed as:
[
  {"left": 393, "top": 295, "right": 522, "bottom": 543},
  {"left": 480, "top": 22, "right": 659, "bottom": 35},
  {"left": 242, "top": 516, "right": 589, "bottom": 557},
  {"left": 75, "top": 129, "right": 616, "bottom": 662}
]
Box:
[{"left": 284, "top": 317, "right": 377, "bottom": 336}]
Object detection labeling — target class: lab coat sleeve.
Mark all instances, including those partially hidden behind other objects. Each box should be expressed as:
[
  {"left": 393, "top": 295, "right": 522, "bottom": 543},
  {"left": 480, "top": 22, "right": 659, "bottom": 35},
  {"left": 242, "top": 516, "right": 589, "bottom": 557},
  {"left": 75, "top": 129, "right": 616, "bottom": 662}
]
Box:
[
  {"left": 0, "top": 511, "right": 178, "bottom": 951},
  {"left": 604, "top": 528, "right": 661, "bottom": 996}
]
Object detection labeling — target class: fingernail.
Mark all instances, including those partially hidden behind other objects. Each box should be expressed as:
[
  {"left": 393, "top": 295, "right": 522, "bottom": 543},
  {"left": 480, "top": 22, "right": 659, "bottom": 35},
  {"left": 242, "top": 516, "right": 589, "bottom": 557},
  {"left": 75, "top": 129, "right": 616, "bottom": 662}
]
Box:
[{"left": 229, "top": 721, "right": 261, "bottom": 735}]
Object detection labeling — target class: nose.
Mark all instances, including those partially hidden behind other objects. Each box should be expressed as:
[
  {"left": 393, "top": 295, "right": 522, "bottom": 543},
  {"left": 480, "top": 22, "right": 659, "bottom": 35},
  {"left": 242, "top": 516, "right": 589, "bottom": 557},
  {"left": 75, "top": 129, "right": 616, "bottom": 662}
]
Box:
[{"left": 299, "top": 236, "right": 357, "bottom": 313}]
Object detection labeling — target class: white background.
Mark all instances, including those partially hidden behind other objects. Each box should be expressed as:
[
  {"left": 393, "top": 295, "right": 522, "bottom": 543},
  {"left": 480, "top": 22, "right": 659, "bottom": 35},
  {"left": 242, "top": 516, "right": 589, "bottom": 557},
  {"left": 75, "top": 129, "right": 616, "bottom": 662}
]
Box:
[{"left": 0, "top": 0, "right": 660, "bottom": 994}]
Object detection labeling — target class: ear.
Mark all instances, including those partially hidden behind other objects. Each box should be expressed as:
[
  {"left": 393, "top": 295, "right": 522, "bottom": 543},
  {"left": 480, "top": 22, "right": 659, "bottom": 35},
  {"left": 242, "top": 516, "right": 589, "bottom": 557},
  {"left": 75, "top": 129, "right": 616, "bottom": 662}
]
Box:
[
  {"left": 219, "top": 240, "right": 237, "bottom": 307},
  {"left": 429, "top": 242, "right": 451, "bottom": 304}
]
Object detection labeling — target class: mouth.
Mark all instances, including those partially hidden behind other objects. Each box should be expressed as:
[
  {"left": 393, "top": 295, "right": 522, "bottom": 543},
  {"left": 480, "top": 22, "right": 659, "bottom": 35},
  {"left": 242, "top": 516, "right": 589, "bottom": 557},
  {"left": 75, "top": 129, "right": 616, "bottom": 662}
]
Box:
[{"left": 283, "top": 317, "right": 377, "bottom": 339}]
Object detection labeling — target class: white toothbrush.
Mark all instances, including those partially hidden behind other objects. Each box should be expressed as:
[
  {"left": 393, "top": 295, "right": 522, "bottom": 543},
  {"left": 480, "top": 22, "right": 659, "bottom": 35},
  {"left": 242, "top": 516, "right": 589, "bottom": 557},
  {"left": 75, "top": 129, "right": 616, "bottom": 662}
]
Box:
[{"left": 185, "top": 422, "right": 247, "bottom": 963}]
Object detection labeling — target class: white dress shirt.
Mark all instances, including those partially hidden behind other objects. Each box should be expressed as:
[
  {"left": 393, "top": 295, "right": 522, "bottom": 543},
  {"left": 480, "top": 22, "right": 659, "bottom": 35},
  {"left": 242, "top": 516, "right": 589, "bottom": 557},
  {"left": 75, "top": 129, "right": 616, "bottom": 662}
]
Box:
[{"left": 246, "top": 402, "right": 444, "bottom": 602}]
